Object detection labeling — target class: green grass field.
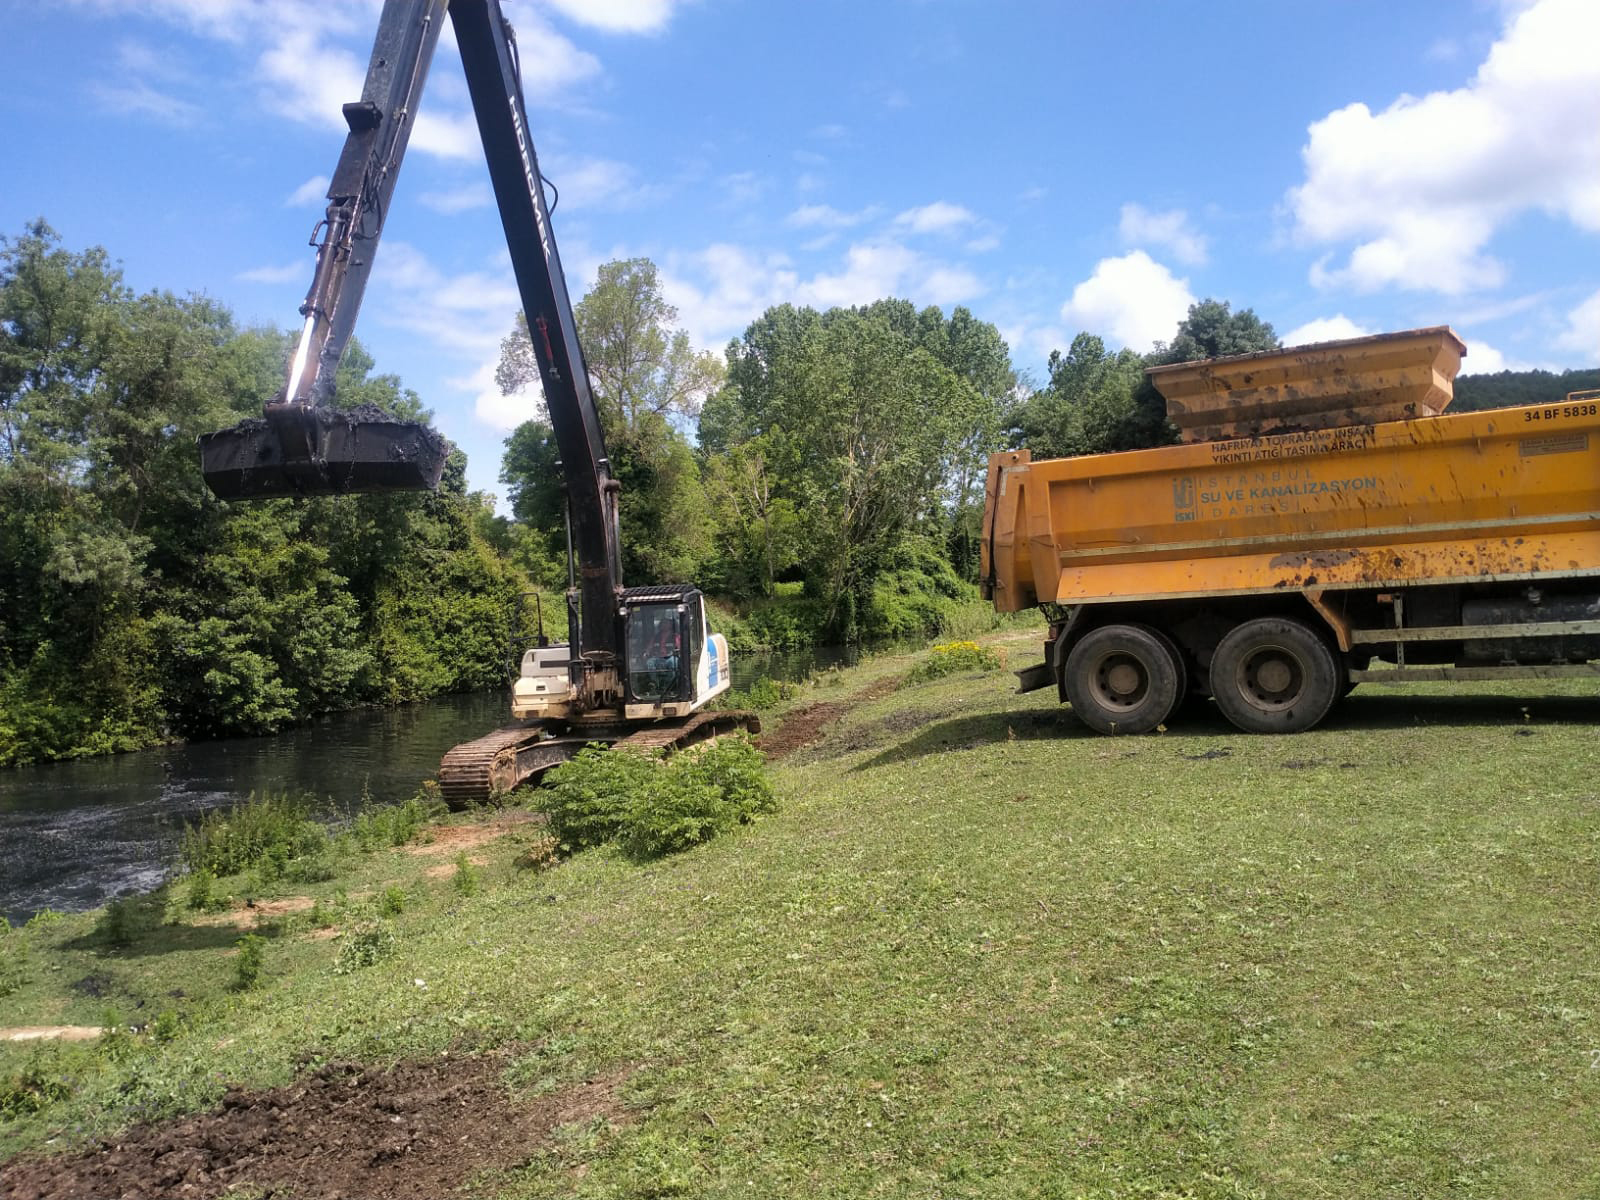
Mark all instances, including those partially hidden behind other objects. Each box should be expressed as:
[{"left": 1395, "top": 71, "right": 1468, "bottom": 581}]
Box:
[{"left": 3, "top": 633, "right": 1598, "bottom": 1197}]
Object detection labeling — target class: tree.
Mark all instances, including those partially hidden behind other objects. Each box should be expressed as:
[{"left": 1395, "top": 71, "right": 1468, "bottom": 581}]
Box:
[
  {"left": 707, "top": 300, "right": 1004, "bottom": 632},
  {"left": 1016, "top": 299, "right": 1282, "bottom": 461},
  {"left": 1012, "top": 333, "right": 1149, "bottom": 459},
  {"left": 497, "top": 257, "right": 722, "bottom": 436},
  {"left": 496, "top": 258, "right": 718, "bottom": 585},
  {"left": 1155, "top": 298, "right": 1279, "bottom": 364}
]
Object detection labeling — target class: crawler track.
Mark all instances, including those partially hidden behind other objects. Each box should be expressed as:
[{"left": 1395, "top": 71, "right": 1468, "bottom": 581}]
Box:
[{"left": 436, "top": 710, "right": 762, "bottom": 808}]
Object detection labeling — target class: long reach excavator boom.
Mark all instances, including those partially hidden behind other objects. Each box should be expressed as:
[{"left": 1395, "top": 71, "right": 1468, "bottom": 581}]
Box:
[{"left": 198, "top": 0, "right": 755, "bottom": 804}]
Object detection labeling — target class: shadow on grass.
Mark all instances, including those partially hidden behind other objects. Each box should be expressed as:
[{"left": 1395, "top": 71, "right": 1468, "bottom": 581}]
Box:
[
  {"left": 853, "top": 709, "right": 1079, "bottom": 771},
  {"left": 1320, "top": 690, "right": 1600, "bottom": 731},
  {"left": 853, "top": 689, "right": 1598, "bottom": 770},
  {"left": 60, "top": 887, "right": 285, "bottom": 957}
]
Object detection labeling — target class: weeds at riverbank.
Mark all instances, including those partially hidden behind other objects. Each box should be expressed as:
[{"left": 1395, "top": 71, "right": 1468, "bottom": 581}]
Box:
[{"left": 3, "top": 635, "right": 1598, "bottom": 1198}]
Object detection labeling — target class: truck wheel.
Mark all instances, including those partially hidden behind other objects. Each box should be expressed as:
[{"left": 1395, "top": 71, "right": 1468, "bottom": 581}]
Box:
[
  {"left": 1064, "top": 624, "right": 1184, "bottom": 735},
  {"left": 1210, "top": 617, "right": 1339, "bottom": 733}
]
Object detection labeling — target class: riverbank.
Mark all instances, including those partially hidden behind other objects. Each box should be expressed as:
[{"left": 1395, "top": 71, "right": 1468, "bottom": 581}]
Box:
[{"left": 4, "top": 635, "right": 1599, "bottom": 1197}]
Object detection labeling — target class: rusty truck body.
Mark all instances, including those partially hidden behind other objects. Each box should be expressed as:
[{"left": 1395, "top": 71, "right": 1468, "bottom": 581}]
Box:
[{"left": 980, "top": 326, "right": 1600, "bottom": 734}]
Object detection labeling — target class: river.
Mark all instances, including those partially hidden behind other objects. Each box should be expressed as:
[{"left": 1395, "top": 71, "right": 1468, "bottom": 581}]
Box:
[{"left": 0, "top": 647, "right": 858, "bottom": 923}]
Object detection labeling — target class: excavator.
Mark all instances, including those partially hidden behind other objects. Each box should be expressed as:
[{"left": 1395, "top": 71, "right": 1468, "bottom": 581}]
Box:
[{"left": 198, "top": 0, "right": 757, "bottom": 805}]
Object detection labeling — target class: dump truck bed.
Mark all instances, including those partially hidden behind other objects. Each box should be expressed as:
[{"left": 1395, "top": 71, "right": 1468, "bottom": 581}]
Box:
[{"left": 982, "top": 397, "right": 1600, "bottom": 611}]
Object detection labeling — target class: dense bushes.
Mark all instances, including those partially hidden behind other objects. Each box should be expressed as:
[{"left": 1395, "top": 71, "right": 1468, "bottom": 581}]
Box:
[{"left": 541, "top": 734, "right": 776, "bottom": 860}]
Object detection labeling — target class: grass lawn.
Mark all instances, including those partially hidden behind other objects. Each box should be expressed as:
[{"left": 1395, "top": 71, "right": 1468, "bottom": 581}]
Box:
[{"left": 3, "top": 632, "right": 1598, "bottom": 1197}]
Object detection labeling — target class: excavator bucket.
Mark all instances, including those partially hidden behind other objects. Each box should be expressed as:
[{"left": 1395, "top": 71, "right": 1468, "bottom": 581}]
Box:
[{"left": 199, "top": 403, "right": 449, "bottom": 499}]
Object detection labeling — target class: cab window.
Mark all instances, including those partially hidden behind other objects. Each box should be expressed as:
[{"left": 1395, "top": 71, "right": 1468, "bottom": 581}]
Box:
[{"left": 627, "top": 608, "right": 682, "bottom": 702}]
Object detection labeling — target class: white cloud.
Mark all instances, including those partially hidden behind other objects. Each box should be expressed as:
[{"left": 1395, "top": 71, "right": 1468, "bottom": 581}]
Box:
[
  {"left": 504, "top": 14, "right": 602, "bottom": 99},
  {"left": 785, "top": 204, "right": 877, "bottom": 230},
  {"left": 1290, "top": 0, "right": 1600, "bottom": 295},
  {"left": 1555, "top": 288, "right": 1600, "bottom": 357},
  {"left": 1280, "top": 315, "right": 1374, "bottom": 346},
  {"left": 1458, "top": 339, "right": 1517, "bottom": 375},
  {"left": 798, "top": 240, "right": 980, "bottom": 310},
  {"left": 286, "top": 175, "right": 329, "bottom": 207},
  {"left": 1118, "top": 203, "right": 1208, "bottom": 267},
  {"left": 894, "top": 202, "right": 977, "bottom": 235},
  {"left": 540, "top": 0, "right": 680, "bottom": 35},
  {"left": 75, "top": 0, "right": 588, "bottom": 156},
  {"left": 419, "top": 182, "right": 493, "bottom": 214},
  {"left": 545, "top": 156, "right": 665, "bottom": 211},
  {"left": 661, "top": 237, "right": 987, "bottom": 351},
  {"left": 1018, "top": 186, "right": 1047, "bottom": 204},
  {"left": 661, "top": 244, "right": 800, "bottom": 350},
  {"left": 1058, "top": 251, "right": 1194, "bottom": 353},
  {"left": 89, "top": 80, "right": 201, "bottom": 126},
  {"left": 370, "top": 242, "right": 518, "bottom": 356},
  {"left": 237, "top": 261, "right": 306, "bottom": 285},
  {"left": 718, "top": 171, "right": 771, "bottom": 208},
  {"left": 454, "top": 358, "right": 546, "bottom": 431}
]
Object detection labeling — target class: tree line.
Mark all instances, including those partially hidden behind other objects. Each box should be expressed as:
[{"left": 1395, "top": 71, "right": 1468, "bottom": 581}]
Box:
[{"left": 2, "top": 221, "right": 1575, "bottom": 765}]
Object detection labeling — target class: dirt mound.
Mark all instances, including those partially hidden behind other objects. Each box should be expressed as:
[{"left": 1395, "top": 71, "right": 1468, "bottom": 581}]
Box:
[
  {"left": 0, "top": 1055, "right": 628, "bottom": 1200},
  {"left": 759, "top": 675, "right": 902, "bottom": 760}
]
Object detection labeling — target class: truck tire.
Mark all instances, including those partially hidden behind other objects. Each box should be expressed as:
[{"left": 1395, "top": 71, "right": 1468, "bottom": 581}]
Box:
[
  {"left": 1064, "top": 624, "right": 1184, "bottom": 735},
  {"left": 1210, "top": 617, "right": 1339, "bottom": 733}
]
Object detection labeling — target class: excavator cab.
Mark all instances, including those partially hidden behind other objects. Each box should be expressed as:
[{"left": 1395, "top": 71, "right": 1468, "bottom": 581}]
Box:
[{"left": 620, "top": 586, "right": 731, "bottom": 719}]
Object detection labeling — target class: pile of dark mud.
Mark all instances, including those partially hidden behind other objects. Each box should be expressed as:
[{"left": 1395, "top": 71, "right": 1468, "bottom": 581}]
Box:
[{"left": 1, "top": 1055, "right": 627, "bottom": 1200}]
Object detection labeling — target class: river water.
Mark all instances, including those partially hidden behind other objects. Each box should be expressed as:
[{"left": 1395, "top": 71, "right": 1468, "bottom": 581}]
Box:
[{"left": 0, "top": 647, "right": 856, "bottom": 923}]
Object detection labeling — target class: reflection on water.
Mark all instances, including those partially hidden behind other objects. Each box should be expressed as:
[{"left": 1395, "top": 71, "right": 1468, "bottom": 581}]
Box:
[
  {"left": 0, "top": 645, "right": 867, "bottom": 923},
  {"left": 0, "top": 691, "right": 510, "bottom": 924}
]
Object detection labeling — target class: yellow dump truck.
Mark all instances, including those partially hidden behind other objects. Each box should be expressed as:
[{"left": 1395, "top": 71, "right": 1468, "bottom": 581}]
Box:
[{"left": 980, "top": 326, "right": 1600, "bottom": 734}]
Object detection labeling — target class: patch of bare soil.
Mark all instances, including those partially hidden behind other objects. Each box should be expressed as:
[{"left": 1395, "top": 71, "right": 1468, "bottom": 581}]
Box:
[
  {"left": 0, "top": 1027, "right": 103, "bottom": 1043},
  {"left": 0, "top": 1056, "right": 631, "bottom": 1200},
  {"left": 405, "top": 811, "right": 542, "bottom": 856},
  {"left": 758, "top": 675, "right": 903, "bottom": 760},
  {"left": 424, "top": 854, "right": 488, "bottom": 879},
  {"left": 194, "top": 896, "right": 317, "bottom": 929}
]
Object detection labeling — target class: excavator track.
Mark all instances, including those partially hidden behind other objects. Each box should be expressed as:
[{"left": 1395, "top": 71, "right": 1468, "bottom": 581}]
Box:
[{"left": 436, "top": 710, "right": 762, "bottom": 809}]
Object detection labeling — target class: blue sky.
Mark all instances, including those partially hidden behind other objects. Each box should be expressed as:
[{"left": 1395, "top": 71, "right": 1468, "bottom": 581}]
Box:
[{"left": 3, "top": 0, "right": 1597, "bottom": 500}]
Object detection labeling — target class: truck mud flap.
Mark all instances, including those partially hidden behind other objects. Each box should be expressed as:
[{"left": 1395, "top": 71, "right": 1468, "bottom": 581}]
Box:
[
  {"left": 199, "top": 404, "right": 449, "bottom": 499},
  {"left": 1014, "top": 661, "right": 1053, "bottom": 693}
]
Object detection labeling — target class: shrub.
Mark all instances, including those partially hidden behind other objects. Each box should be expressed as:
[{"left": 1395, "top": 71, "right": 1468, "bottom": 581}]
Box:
[
  {"left": 452, "top": 853, "right": 481, "bottom": 897},
  {"left": 0, "top": 919, "right": 30, "bottom": 998},
  {"left": 910, "top": 639, "right": 1003, "bottom": 682},
  {"left": 542, "top": 734, "right": 777, "bottom": 861},
  {"left": 96, "top": 897, "right": 155, "bottom": 948},
  {"left": 1, "top": 1062, "right": 71, "bottom": 1118},
  {"left": 350, "top": 787, "right": 442, "bottom": 853},
  {"left": 378, "top": 886, "right": 407, "bottom": 917},
  {"left": 184, "top": 868, "right": 224, "bottom": 912},
  {"left": 181, "top": 792, "right": 327, "bottom": 878},
  {"left": 513, "top": 832, "right": 560, "bottom": 872},
  {"left": 542, "top": 744, "right": 658, "bottom": 851},
  {"left": 234, "top": 933, "right": 266, "bottom": 990},
  {"left": 718, "top": 675, "right": 797, "bottom": 712},
  {"left": 333, "top": 923, "right": 398, "bottom": 974}
]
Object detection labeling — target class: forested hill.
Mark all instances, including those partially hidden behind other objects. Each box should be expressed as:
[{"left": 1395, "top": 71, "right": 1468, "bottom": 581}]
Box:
[
  {"left": 1453, "top": 367, "right": 1600, "bottom": 411},
  {"left": 0, "top": 223, "right": 526, "bottom": 767}
]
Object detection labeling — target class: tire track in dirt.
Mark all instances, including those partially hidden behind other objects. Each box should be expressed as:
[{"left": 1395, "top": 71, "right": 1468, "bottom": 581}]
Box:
[{"left": 757, "top": 674, "right": 903, "bottom": 760}]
